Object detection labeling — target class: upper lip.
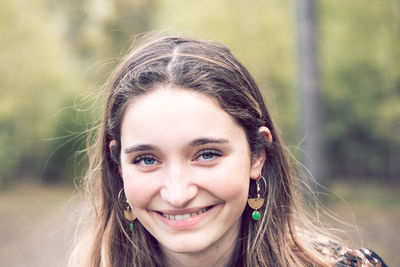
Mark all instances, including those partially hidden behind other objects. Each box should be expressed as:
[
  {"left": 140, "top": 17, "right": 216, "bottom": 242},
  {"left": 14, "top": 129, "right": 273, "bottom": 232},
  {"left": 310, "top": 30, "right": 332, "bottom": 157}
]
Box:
[{"left": 154, "top": 205, "right": 214, "bottom": 215}]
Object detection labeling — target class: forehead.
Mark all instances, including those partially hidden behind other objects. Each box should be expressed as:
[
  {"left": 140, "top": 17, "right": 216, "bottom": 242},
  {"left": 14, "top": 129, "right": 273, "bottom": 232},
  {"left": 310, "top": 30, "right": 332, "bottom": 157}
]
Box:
[{"left": 120, "top": 87, "right": 245, "bottom": 145}]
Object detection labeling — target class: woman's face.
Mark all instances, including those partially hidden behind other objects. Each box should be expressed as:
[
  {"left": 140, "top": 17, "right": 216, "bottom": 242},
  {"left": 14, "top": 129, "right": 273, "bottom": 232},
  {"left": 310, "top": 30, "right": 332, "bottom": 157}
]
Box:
[{"left": 119, "top": 86, "right": 264, "bottom": 255}]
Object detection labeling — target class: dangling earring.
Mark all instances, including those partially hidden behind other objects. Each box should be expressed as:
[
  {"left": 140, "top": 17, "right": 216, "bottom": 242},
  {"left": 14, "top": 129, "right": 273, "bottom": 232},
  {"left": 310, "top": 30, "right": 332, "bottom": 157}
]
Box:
[
  {"left": 247, "top": 175, "right": 266, "bottom": 221},
  {"left": 118, "top": 188, "right": 136, "bottom": 232}
]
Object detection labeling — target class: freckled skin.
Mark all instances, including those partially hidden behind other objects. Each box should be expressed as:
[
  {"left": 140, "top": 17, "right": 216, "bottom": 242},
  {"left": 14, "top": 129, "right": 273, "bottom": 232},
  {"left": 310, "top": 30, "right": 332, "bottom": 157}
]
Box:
[{"left": 119, "top": 87, "right": 265, "bottom": 264}]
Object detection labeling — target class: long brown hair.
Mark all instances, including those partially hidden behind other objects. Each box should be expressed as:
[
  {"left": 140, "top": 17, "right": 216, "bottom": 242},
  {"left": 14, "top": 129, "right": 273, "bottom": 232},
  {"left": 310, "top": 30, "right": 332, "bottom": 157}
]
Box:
[{"left": 69, "top": 35, "right": 331, "bottom": 266}]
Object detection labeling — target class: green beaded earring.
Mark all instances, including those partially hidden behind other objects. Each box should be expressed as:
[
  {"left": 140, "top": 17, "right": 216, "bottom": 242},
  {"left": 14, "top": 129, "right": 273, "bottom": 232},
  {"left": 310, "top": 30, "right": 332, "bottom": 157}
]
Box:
[
  {"left": 118, "top": 188, "right": 137, "bottom": 232},
  {"left": 247, "top": 175, "right": 266, "bottom": 221}
]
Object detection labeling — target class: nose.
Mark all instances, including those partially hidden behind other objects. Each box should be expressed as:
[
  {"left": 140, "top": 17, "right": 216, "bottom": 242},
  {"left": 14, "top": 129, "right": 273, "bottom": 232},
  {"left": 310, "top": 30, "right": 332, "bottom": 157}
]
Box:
[{"left": 160, "top": 165, "right": 198, "bottom": 208}]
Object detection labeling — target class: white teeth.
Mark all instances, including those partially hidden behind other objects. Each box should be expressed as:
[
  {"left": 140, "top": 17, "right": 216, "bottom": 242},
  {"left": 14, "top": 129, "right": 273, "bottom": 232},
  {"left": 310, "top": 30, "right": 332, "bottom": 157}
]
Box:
[{"left": 162, "top": 208, "right": 208, "bottom": 220}]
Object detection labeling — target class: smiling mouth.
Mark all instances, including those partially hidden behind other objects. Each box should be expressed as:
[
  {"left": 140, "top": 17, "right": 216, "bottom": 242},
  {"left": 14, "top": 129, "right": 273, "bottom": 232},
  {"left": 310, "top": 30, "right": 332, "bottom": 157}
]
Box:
[{"left": 159, "top": 206, "right": 212, "bottom": 221}]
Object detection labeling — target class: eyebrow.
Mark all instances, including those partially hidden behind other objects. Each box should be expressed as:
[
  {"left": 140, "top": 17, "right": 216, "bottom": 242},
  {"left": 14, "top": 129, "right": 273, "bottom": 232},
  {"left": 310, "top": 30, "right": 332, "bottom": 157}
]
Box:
[
  {"left": 124, "top": 144, "right": 158, "bottom": 154},
  {"left": 124, "top": 137, "right": 229, "bottom": 154},
  {"left": 189, "top": 137, "right": 229, "bottom": 147}
]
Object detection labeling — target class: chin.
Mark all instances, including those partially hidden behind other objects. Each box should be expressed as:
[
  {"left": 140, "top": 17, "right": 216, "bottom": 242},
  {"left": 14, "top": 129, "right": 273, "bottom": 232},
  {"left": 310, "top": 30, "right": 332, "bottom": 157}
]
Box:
[{"left": 161, "top": 238, "right": 211, "bottom": 254}]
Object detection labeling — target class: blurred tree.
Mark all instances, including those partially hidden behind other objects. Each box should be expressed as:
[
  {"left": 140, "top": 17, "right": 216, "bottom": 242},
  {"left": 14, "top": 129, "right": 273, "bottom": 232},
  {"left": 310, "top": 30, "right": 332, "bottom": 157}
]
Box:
[
  {"left": 42, "top": 99, "right": 90, "bottom": 183},
  {"left": 46, "top": 0, "right": 157, "bottom": 72},
  {"left": 0, "top": 0, "right": 87, "bottom": 186},
  {"left": 295, "top": 0, "right": 325, "bottom": 184},
  {"left": 320, "top": 0, "right": 400, "bottom": 180}
]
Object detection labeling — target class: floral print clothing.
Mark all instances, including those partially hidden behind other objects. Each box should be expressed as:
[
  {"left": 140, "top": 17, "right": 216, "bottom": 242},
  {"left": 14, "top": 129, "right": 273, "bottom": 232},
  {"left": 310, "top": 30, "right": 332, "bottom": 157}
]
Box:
[{"left": 314, "top": 241, "right": 388, "bottom": 267}]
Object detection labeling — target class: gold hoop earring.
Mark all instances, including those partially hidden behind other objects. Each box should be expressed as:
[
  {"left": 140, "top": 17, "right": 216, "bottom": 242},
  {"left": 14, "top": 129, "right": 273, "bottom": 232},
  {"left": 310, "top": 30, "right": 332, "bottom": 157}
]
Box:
[
  {"left": 247, "top": 175, "right": 266, "bottom": 221},
  {"left": 118, "top": 188, "right": 136, "bottom": 231}
]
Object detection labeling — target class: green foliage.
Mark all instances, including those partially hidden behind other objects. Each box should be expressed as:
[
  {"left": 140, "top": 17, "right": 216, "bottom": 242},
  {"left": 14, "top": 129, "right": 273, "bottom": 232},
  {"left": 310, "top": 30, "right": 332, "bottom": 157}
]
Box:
[
  {"left": 0, "top": 0, "right": 88, "bottom": 186},
  {"left": 0, "top": 118, "right": 20, "bottom": 188},
  {"left": 320, "top": 0, "right": 400, "bottom": 179},
  {"left": 42, "top": 101, "right": 90, "bottom": 184}
]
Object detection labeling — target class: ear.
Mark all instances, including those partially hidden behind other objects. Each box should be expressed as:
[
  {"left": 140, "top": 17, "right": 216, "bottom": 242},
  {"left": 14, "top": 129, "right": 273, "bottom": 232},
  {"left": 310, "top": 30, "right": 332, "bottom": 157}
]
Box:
[
  {"left": 109, "top": 140, "right": 123, "bottom": 177},
  {"left": 250, "top": 126, "right": 272, "bottom": 180}
]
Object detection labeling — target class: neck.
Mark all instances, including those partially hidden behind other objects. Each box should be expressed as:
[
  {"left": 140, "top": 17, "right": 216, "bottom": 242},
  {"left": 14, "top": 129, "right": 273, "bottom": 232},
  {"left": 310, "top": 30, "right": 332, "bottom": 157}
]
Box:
[{"left": 161, "top": 222, "right": 240, "bottom": 267}]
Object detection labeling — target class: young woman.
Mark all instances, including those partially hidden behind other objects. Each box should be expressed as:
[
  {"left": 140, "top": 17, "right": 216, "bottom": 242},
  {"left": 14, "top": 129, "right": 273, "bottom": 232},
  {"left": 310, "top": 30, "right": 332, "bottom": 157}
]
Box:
[{"left": 69, "top": 36, "right": 387, "bottom": 267}]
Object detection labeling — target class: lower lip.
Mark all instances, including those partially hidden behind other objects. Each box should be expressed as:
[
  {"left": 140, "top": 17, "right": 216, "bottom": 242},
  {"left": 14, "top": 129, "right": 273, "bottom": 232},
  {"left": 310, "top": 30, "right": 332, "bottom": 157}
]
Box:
[{"left": 156, "top": 206, "right": 215, "bottom": 230}]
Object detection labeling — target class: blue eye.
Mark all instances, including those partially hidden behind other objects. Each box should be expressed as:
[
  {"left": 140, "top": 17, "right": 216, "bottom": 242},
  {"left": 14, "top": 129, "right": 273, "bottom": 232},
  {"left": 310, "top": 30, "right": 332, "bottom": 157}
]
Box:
[
  {"left": 200, "top": 152, "right": 215, "bottom": 160},
  {"left": 143, "top": 157, "right": 156, "bottom": 165},
  {"left": 196, "top": 150, "right": 222, "bottom": 161},
  {"left": 133, "top": 155, "right": 157, "bottom": 165}
]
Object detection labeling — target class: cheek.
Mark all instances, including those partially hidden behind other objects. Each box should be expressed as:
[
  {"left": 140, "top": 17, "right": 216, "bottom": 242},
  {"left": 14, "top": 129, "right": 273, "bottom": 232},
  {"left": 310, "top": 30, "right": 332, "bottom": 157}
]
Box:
[
  {"left": 216, "top": 177, "right": 249, "bottom": 200},
  {"left": 205, "top": 162, "right": 251, "bottom": 201},
  {"left": 122, "top": 171, "right": 158, "bottom": 208}
]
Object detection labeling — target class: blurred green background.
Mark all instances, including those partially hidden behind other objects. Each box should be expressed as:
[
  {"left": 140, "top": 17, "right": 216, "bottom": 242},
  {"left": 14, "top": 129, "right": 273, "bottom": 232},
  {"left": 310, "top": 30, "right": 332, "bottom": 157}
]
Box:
[{"left": 0, "top": 0, "right": 399, "bottom": 266}]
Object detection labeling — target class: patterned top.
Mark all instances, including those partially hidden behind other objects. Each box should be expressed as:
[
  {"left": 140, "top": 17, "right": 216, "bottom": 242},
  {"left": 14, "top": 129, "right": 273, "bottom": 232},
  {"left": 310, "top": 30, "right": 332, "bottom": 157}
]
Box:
[{"left": 314, "top": 241, "right": 388, "bottom": 267}]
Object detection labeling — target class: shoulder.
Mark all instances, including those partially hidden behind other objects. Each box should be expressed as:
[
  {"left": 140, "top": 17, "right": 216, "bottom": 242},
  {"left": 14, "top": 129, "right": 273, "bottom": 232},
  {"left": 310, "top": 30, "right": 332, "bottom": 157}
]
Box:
[{"left": 313, "top": 240, "right": 388, "bottom": 267}]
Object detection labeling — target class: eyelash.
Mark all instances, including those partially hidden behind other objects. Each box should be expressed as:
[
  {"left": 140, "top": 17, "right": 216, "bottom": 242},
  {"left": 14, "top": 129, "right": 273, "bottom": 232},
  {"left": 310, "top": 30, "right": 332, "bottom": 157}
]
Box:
[
  {"left": 194, "top": 149, "right": 222, "bottom": 161},
  {"left": 132, "top": 155, "right": 158, "bottom": 165},
  {"left": 131, "top": 149, "right": 222, "bottom": 166}
]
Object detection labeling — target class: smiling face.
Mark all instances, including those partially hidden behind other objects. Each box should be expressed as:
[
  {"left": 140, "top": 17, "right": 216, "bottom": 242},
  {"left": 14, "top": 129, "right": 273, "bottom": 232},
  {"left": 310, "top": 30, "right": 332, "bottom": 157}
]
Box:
[{"left": 119, "top": 86, "right": 264, "bottom": 256}]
